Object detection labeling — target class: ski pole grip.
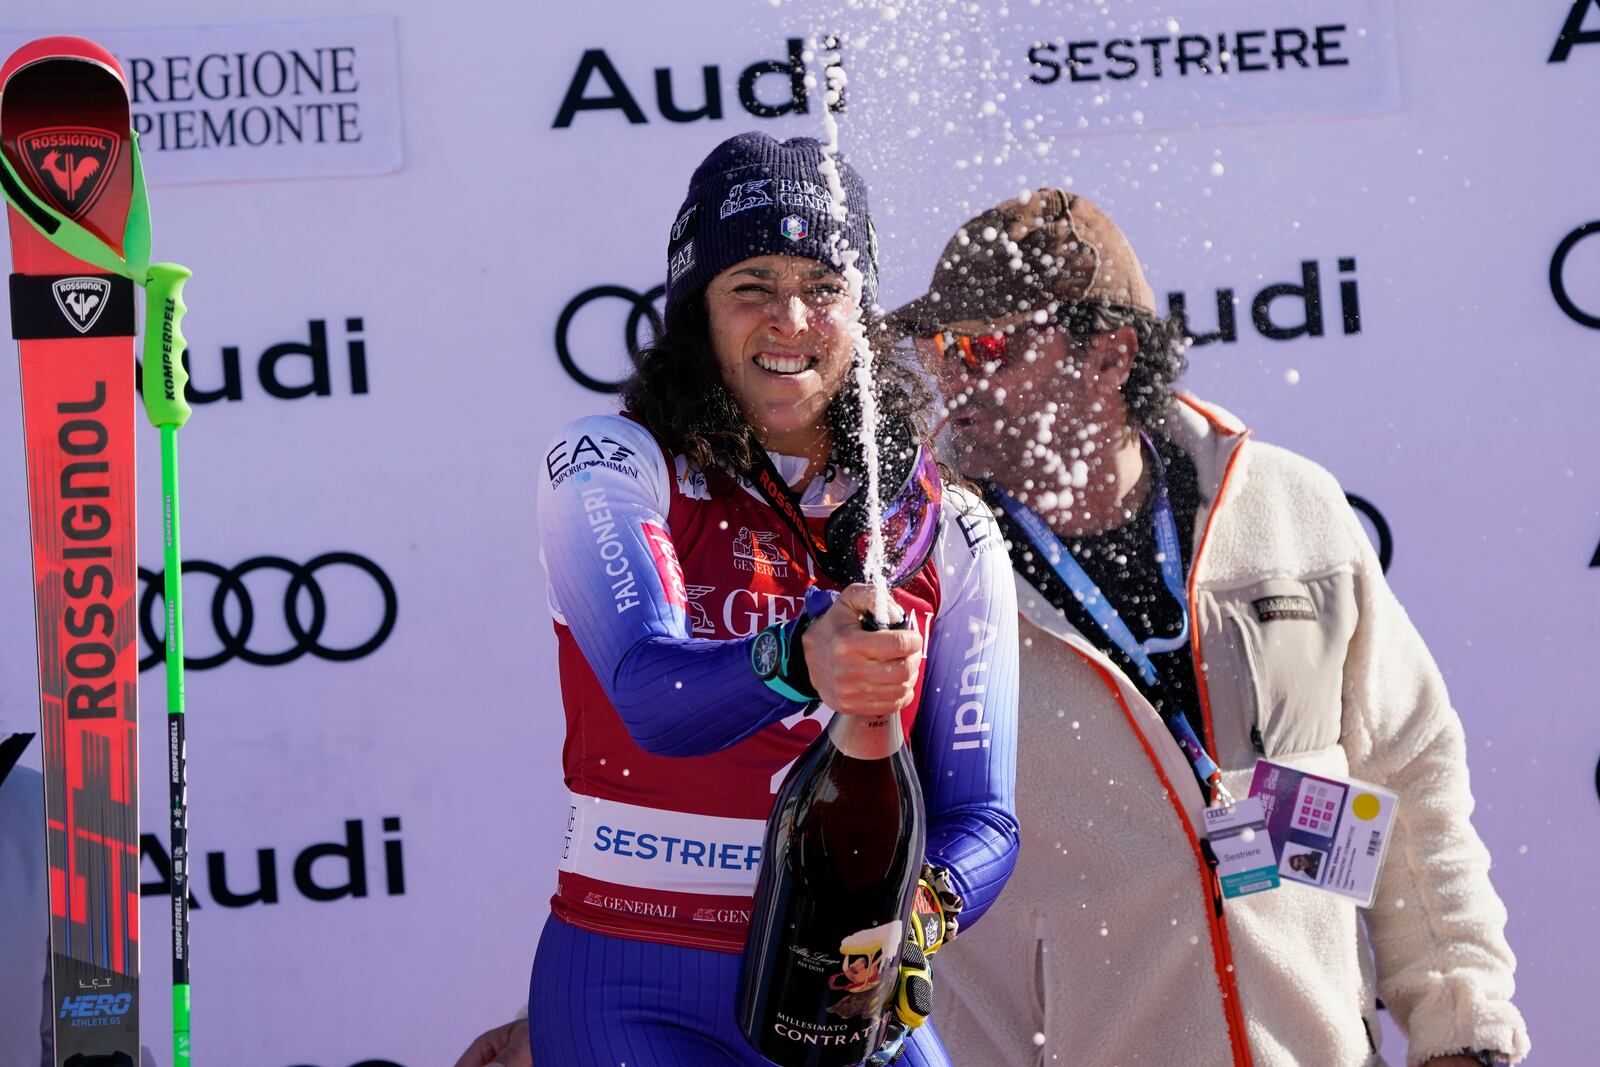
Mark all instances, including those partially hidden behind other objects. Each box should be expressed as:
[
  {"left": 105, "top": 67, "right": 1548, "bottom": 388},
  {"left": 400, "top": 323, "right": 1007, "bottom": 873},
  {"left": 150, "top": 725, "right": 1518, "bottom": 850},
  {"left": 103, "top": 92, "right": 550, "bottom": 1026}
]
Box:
[{"left": 142, "top": 262, "right": 192, "bottom": 428}]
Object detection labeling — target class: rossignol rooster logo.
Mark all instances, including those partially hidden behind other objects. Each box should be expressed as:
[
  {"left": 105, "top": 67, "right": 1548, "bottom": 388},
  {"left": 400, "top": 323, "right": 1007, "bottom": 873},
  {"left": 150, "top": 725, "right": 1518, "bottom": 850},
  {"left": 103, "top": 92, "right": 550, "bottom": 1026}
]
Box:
[
  {"left": 51, "top": 277, "right": 112, "bottom": 334},
  {"left": 17, "top": 127, "right": 120, "bottom": 219}
]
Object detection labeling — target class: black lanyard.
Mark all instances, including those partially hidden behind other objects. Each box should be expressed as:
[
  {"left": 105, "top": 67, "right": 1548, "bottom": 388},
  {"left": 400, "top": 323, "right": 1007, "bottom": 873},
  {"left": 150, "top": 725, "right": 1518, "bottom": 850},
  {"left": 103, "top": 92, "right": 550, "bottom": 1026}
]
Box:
[{"left": 740, "top": 445, "right": 843, "bottom": 583}]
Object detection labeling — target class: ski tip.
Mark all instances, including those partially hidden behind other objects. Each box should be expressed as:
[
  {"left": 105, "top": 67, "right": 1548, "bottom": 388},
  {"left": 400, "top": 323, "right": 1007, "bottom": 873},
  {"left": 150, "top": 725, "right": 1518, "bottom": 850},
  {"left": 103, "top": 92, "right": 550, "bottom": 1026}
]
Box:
[{"left": 1, "top": 37, "right": 126, "bottom": 93}]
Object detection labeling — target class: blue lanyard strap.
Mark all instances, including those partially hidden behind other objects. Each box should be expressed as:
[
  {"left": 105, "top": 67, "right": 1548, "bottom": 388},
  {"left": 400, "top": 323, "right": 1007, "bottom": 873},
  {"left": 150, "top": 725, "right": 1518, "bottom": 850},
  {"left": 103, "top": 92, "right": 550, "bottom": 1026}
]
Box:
[{"left": 987, "top": 437, "right": 1230, "bottom": 802}]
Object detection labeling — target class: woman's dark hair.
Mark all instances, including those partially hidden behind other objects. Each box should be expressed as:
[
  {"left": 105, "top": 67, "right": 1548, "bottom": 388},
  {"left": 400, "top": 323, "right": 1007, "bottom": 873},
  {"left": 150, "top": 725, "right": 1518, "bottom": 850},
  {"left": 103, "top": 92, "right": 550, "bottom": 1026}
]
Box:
[{"left": 621, "top": 299, "right": 938, "bottom": 496}]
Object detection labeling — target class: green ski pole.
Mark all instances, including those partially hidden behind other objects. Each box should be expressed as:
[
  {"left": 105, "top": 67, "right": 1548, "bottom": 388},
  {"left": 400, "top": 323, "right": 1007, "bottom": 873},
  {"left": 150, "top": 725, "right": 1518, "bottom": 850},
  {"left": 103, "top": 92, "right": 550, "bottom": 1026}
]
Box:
[{"left": 142, "top": 262, "right": 192, "bottom": 1067}]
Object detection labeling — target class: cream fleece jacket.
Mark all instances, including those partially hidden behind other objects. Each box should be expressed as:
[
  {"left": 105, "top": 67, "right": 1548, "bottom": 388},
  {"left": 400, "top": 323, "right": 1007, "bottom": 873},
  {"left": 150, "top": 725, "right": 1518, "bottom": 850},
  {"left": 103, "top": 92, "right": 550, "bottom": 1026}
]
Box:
[{"left": 934, "top": 396, "right": 1529, "bottom": 1067}]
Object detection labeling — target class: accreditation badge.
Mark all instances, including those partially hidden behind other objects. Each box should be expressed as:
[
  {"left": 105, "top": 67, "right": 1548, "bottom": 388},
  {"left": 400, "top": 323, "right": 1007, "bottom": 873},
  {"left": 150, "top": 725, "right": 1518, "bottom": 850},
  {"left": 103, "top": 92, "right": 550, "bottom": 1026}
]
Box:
[
  {"left": 1203, "top": 796, "right": 1280, "bottom": 899},
  {"left": 1247, "top": 760, "right": 1400, "bottom": 908}
]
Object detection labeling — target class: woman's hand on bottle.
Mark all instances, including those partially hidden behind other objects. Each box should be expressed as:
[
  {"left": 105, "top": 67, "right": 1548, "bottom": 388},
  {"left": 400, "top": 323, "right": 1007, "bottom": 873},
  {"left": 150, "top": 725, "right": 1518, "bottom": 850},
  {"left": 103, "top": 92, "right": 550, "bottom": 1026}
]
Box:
[{"left": 802, "top": 583, "right": 922, "bottom": 717}]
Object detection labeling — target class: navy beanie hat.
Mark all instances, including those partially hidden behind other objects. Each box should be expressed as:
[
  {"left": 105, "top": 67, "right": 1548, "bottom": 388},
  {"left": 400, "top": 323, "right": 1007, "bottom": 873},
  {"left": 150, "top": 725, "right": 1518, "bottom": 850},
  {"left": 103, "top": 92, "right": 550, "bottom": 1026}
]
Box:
[{"left": 663, "top": 132, "right": 878, "bottom": 329}]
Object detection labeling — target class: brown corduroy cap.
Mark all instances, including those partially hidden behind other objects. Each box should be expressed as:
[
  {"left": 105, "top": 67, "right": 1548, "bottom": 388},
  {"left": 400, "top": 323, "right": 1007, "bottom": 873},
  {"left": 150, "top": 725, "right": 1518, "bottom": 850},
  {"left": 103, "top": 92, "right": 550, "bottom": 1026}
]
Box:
[{"left": 889, "top": 189, "right": 1157, "bottom": 333}]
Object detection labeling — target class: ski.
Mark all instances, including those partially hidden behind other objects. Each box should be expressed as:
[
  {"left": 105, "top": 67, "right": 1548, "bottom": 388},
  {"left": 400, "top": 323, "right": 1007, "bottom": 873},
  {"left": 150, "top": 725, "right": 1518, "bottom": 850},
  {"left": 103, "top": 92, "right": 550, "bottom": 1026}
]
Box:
[{"left": 3, "top": 38, "right": 142, "bottom": 1067}]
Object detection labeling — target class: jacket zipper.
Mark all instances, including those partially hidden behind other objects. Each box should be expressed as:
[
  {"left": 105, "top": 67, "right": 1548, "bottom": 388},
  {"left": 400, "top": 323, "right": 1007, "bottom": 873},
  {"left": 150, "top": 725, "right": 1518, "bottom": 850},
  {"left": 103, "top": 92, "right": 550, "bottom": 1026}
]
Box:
[{"left": 1050, "top": 405, "right": 1256, "bottom": 1067}]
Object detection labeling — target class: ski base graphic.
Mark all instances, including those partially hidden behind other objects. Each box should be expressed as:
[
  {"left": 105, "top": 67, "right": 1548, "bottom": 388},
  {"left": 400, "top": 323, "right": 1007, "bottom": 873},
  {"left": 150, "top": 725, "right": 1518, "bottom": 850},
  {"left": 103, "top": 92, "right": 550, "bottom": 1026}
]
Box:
[{"left": 3, "top": 37, "right": 142, "bottom": 1067}]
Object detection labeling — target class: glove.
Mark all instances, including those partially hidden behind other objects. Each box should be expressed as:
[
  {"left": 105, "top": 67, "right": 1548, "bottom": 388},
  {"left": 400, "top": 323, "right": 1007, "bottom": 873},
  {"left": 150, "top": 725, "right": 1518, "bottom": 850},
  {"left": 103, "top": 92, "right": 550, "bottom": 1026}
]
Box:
[
  {"left": 909, "top": 864, "right": 964, "bottom": 956},
  {"left": 890, "top": 937, "right": 934, "bottom": 1027},
  {"left": 868, "top": 867, "right": 965, "bottom": 1064},
  {"left": 868, "top": 1025, "right": 910, "bottom": 1066}
]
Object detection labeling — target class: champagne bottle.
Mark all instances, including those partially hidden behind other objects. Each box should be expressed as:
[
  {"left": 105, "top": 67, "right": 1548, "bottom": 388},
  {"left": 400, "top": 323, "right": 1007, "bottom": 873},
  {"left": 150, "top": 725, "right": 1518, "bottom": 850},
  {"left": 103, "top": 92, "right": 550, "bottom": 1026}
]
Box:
[{"left": 737, "top": 704, "right": 927, "bottom": 1067}]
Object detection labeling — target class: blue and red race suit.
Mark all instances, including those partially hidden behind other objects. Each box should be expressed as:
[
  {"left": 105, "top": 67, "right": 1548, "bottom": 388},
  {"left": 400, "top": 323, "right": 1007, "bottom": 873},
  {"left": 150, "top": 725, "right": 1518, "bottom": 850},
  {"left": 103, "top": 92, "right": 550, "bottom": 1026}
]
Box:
[{"left": 533, "top": 412, "right": 1019, "bottom": 1057}]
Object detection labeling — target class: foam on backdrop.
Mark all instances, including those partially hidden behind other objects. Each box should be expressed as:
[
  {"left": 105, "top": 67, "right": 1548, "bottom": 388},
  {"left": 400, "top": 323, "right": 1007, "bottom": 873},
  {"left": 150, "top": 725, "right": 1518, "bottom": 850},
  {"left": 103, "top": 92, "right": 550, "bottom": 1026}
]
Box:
[{"left": 0, "top": 2, "right": 1594, "bottom": 1064}]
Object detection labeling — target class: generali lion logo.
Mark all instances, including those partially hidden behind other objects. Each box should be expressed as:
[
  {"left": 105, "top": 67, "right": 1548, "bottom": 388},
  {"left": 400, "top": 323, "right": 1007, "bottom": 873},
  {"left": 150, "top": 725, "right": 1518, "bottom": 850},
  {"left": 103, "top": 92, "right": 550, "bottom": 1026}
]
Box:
[
  {"left": 684, "top": 585, "right": 716, "bottom": 635},
  {"left": 17, "top": 126, "right": 120, "bottom": 219},
  {"left": 732, "top": 527, "right": 789, "bottom": 577}
]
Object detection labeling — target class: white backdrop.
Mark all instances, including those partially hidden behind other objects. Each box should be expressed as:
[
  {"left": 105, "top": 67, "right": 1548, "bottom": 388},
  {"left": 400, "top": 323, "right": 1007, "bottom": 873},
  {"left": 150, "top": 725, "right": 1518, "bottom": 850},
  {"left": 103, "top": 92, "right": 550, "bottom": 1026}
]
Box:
[{"left": 1, "top": 2, "right": 1595, "bottom": 1065}]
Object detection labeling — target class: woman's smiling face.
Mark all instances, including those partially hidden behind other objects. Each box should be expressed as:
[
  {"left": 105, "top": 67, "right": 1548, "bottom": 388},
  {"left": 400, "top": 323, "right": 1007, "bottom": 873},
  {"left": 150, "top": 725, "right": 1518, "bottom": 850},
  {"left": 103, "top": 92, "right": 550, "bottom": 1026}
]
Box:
[{"left": 704, "top": 254, "right": 858, "bottom": 448}]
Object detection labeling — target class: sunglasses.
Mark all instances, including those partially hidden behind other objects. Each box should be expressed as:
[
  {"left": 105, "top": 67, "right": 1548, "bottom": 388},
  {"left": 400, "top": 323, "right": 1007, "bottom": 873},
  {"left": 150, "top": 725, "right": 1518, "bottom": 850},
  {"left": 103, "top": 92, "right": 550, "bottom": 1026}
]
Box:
[{"left": 934, "top": 304, "right": 1132, "bottom": 373}]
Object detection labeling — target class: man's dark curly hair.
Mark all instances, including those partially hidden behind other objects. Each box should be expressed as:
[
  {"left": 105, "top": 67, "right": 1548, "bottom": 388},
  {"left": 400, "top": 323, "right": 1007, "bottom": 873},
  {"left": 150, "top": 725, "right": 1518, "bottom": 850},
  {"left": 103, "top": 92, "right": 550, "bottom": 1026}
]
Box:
[
  {"left": 1093, "top": 304, "right": 1190, "bottom": 434},
  {"left": 621, "top": 300, "right": 938, "bottom": 496}
]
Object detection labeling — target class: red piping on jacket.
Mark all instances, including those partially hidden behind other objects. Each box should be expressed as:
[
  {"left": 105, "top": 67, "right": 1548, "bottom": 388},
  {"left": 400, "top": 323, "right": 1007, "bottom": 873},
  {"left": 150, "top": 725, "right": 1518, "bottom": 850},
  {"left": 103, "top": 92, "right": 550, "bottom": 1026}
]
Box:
[
  {"left": 1070, "top": 393, "right": 1255, "bottom": 1066},
  {"left": 1067, "top": 650, "right": 1254, "bottom": 1067},
  {"left": 1181, "top": 393, "right": 1252, "bottom": 1065}
]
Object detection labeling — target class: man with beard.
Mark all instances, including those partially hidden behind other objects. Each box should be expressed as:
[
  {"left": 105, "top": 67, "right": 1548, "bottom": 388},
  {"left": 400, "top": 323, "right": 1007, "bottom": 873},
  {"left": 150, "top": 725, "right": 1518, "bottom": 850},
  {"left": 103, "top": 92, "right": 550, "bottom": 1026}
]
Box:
[{"left": 888, "top": 190, "right": 1528, "bottom": 1067}]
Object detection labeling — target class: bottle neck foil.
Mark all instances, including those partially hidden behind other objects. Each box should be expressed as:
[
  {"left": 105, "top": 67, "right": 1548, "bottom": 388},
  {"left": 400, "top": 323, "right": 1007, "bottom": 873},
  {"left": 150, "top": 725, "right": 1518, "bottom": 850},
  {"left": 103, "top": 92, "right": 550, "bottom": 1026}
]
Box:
[{"left": 825, "top": 710, "right": 905, "bottom": 760}]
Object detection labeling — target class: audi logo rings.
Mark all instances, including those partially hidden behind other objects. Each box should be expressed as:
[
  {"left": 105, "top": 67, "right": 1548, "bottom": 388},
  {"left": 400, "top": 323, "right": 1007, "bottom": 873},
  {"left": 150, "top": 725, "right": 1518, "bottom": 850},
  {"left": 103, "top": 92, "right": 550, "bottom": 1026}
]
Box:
[
  {"left": 1550, "top": 221, "right": 1600, "bottom": 330},
  {"left": 555, "top": 283, "right": 666, "bottom": 393},
  {"left": 1344, "top": 494, "right": 1393, "bottom": 574},
  {"left": 138, "top": 553, "right": 398, "bottom": 672}
]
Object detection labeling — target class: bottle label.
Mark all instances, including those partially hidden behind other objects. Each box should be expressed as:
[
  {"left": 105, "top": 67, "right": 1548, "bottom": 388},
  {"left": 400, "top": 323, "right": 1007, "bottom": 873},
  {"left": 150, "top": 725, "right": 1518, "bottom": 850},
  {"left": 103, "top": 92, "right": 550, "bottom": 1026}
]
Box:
[
  {"left": 770, "top": 919, "right": 904, "bottom": 1051},
  {"left": 827, "top": 919, "right": 903, "bottom": 1015}
]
